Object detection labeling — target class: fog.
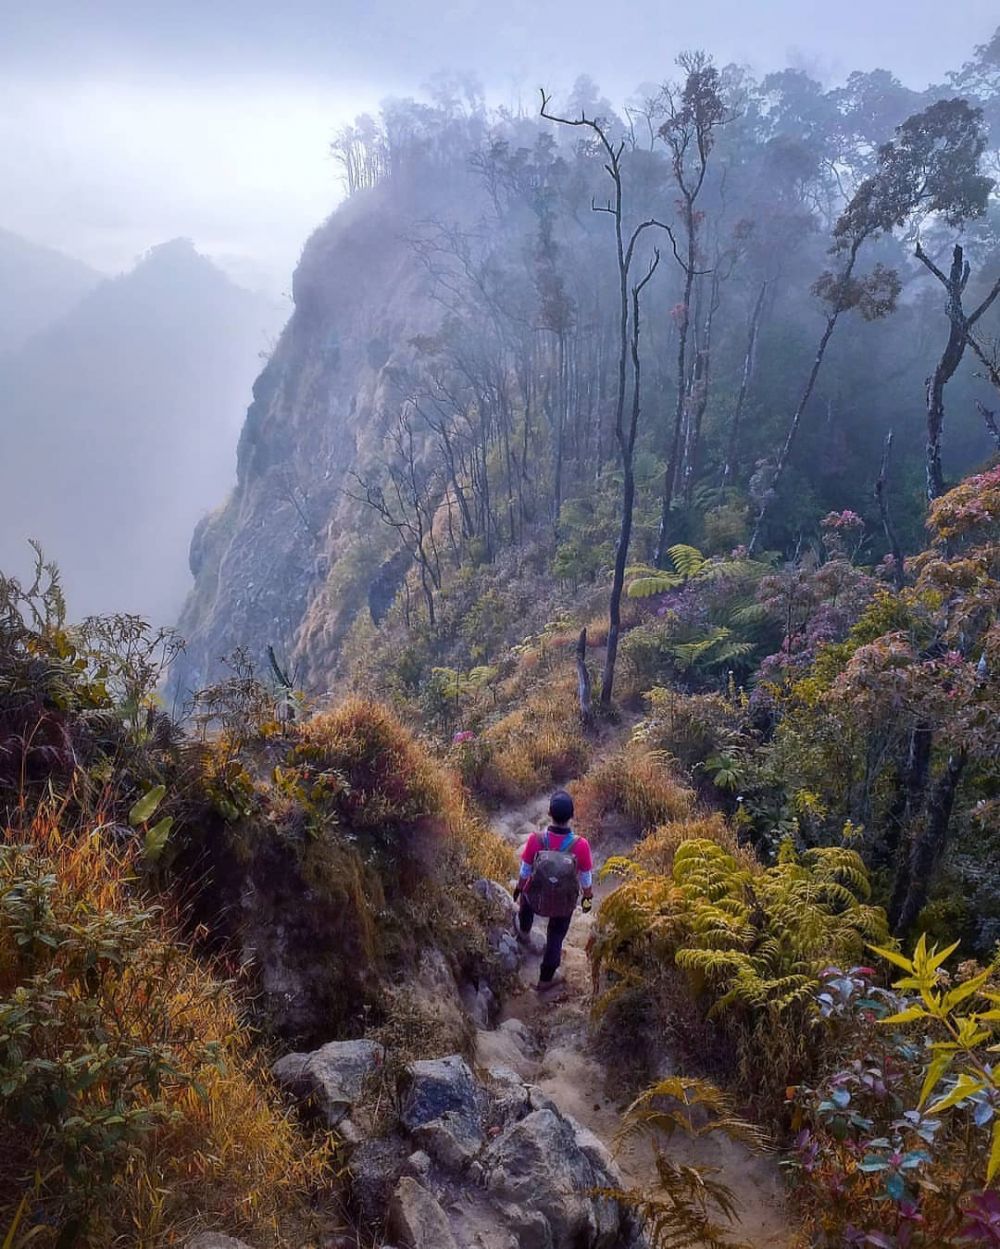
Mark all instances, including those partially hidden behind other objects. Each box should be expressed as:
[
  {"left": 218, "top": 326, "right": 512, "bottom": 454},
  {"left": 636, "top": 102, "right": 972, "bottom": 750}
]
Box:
[
  {"left": 3, "top": 1, "right": 998, "bottom": 287},
  {"left": 1, "top": 0, "right": 998, "bottom": 628}
]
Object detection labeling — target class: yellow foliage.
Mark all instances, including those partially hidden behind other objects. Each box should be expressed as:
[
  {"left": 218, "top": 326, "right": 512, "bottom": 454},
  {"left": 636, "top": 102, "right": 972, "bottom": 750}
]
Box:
[
  {"left": 0, "top": 812, "right": 333, "bottom": 1246},
  {"left": 594, "top": 834, "right": 889, "bottom": 1116}
]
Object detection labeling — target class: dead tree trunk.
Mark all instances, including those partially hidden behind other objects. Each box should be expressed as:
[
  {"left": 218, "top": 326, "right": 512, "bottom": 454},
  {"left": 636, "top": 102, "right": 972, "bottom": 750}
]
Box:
[
  {"left": 576, "top": 628, "right": 592, "bottom": 723},
  {"left": 722, "top": 281, "right": 767, "bottom": 488},
  {"left": 874, "top": 431, "right": 906, "bottom": 592}
]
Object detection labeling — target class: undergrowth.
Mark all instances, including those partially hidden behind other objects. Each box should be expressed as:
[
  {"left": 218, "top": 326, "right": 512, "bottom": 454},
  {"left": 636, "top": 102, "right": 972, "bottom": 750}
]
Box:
[{"left": 0, "top": 810, "right": 334, "bottom": 1247}]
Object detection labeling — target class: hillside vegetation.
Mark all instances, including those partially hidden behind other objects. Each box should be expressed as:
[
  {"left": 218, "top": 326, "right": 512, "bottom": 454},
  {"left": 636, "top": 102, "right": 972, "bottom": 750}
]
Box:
[{"left": 3, "top": 23, "right": 1000, "bottom": 1249}]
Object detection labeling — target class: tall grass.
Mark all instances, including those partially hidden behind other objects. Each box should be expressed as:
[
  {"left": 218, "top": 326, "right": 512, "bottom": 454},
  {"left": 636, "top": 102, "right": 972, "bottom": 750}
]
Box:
[{"left": 0, "top": 810, "right": 334, "bottom": 1247}]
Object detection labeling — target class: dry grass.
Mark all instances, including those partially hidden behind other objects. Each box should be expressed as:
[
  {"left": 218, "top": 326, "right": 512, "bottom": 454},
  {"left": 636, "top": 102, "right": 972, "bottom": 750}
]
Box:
[
  {"left": 457, "top": 670, "right": 590, "bottom": 807},
  {"left": 635, "top": 812, "right": 750, "bottom": 876},
  {"left": 0, "top": 812, "right": 334, "bottom": 1247},
  {"left": 575, "top": 745, "right": 694, "bottom": 839}
]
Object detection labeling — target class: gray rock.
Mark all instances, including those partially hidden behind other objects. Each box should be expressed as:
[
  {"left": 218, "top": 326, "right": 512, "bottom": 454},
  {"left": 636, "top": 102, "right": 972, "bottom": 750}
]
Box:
[
  {"left": 412, "top": 1111, "right": 483, "bottom": 1170},
  {"left": 404, "top": 1149, "right": 432, "bottom": 1178},
  {"left": 460, "top": 980, "right": 496, "bottom": 1028},
  {"left": 400, "top": 1055, "right": 482, "bottom": 1133},
  {"left": 484, "top": 1109, "right": 622, "bottom": 1249},
  {"left": 400, "top": 1054, "right": 489, "bottom": 1171},
  {"left": 272, "top": 1038, "right": 384, "bottom": 1128},
  {"left": 184, "top": 1236, "right": 254, "bottom": 1249},
  {"left": 474, "top": 878, "right": 518, "bottom": 918},
  {"left": 389, "top": 1177, "right": 459, "bottom": 1249},
  {"left": 495, "top": 1203, "right": 551, "bottom": 1249}
]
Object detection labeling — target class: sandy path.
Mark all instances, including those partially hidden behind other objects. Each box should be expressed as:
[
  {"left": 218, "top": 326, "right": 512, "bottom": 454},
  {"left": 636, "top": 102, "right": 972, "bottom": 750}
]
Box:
[{"left": 478, "top": 793, "right": 794, "bottom": 1248}]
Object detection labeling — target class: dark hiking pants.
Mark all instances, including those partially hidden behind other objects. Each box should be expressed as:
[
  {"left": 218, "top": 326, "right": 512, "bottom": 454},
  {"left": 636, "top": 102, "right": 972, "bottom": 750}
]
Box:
[{"left": 518, "top": 900, "right": 572, "bottom": 982}]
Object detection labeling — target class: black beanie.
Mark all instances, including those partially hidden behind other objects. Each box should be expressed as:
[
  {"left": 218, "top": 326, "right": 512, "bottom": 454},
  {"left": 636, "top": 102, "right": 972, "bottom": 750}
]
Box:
[{"left": 549, "top": 789, "right": 574, "bottom": 824}]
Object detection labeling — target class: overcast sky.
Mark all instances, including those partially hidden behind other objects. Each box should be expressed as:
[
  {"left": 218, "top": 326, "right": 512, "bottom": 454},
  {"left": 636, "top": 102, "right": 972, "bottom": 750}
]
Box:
[{"left": 3, "top": 0, "right": 997, "bottom": 292}]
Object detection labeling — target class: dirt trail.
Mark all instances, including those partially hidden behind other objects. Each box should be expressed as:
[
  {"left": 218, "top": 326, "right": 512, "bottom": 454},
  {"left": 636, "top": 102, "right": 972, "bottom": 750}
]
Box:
[{"left": 478, "top": 793, "right": 795, "bottom": 1248}]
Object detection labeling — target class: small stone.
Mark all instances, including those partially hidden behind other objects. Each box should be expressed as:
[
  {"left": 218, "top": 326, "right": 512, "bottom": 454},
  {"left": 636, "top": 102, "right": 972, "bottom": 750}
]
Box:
[
  {"left": 405, "top": 1149, "right": 432, "bottom": 1178},
  {"left": 388, "top": 1177, "right": 459, "bottom": 1249}
]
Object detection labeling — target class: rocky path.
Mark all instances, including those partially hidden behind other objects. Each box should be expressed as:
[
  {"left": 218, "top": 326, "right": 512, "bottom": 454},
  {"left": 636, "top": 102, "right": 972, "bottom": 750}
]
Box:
[{"left": 478, "top": 794, "right": 794, "bottom": 1248}]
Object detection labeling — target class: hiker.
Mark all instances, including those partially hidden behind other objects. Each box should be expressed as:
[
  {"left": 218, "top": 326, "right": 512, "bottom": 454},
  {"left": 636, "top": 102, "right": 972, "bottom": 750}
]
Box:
[{"left": 513, "top": 790, "right": 593, "bottom": 992}]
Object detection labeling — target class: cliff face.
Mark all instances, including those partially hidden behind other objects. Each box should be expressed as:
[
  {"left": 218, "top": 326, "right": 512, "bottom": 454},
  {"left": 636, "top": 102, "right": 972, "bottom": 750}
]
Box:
[{"left": 172, "top": 173, "right": 478, "bottom": 699}]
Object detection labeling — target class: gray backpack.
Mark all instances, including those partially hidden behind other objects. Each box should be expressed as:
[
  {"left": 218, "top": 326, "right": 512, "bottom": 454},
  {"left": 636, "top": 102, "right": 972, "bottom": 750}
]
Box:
[{"left": 524, "top": 828, "right": 580, "bottom": 918}]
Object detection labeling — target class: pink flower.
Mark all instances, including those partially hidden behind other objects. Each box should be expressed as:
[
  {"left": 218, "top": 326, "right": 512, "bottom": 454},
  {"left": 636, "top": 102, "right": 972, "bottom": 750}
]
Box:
[{"left": 452, "top": 731, "right": 475, "bottom": 744}]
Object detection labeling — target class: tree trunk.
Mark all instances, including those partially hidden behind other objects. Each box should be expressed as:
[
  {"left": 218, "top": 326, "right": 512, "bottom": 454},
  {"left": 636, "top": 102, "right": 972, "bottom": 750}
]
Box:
[
  {"left": 895, "top": 749, "right": 968, "bottom": 935},
  {"left": 887, "top": 724, "right": 933, "bottom": 928},
  {"left": 747, "top": 308, "right": 842, "bottom": 557},
  {"left": 722, "top": 282, "right": 766, "bottom": 489},
  {"left": 978, "top": 400, "right": 1000, "bottom": 451},
  {"left": 576, "top": 628, "right": 592, "bottom": 723},
  {"left": 924, "top": 246, "right": 969, "bottom": 500},
  {"left": 655, "top": 216, "right": 696, "bottom": 566},
  {"left": 874, "top": 431, "right": 906, "bottom": 592}
]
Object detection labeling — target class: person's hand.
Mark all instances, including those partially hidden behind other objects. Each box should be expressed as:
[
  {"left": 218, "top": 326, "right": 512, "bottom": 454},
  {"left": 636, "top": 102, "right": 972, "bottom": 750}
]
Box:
[
  {"left": 513, "top": 884, "right": 522, "bottom": 902},
  {"left": 581, "top": 896, "right": 593, "bottom": 913}
]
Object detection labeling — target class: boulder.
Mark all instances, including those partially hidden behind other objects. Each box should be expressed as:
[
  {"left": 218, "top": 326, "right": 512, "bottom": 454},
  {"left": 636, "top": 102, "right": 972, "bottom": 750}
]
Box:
[
  {"left": 388, "top": 1177, "right": 459, "bottom": 1249},
  {"left": 400, "top": 1055, "right": 482, "bottom": 1133},
  {"left": 484, "top": 1108, "right": 622, "bottom": 1249},
  {"left": 272, "top": 1038, "right": 384, "bottom": 1128},
  {"left": 475, "top": 878, "right": 526, "bottom": 972},
  {"left": 400, "top": 1055, "right": 485, "bottom": 1169}
]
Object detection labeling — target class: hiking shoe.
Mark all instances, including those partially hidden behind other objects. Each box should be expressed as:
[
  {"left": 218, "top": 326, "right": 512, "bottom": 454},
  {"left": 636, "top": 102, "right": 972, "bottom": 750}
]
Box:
[{"left": 535, "top": 975, "right": 563, "bottom": 993}]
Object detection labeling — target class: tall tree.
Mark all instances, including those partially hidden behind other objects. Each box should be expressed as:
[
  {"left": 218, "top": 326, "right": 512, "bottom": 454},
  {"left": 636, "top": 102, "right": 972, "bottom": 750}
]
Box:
[
  {"left": 541, "top": 92, "right": 666, "bottom": 708},
  {"left": 653, "top": 53, "right": 732, "bottom": 565},
  {"left": 916, "top": 242, "right": 1000, "bottom": 498},
  {"left": 748, "top": 98, "right": 994, "bottom": 554}
]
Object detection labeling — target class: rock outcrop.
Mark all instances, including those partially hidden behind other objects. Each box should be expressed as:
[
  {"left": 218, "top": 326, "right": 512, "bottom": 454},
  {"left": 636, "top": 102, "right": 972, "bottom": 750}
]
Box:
[
  {"left": 342, "top": 1052, "right": 641, "bottom": 1249},
  {"left": 169, "top": 169, "right": 488, "bottom": 701}
]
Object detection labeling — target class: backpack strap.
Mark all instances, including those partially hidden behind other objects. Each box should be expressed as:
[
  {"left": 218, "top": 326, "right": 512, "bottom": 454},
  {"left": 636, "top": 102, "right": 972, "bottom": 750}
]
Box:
[{"left": 543, "top": 826, "right": 576, "bottom": 853}]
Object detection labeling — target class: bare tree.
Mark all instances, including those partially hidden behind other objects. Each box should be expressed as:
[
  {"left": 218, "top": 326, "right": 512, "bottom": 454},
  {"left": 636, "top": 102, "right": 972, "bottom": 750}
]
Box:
[
  {"left": 541, "top": 90, "right": 667, "bottom": 707},
  {"left": 721, "top": 281, "right": 767, "bottom": 488},
  {"left": 346, "top": 408, "right": 444, "bottom": 625},
  {"left": 653, "top": 52, "right": 732, "bottom": 565},
  {"left": 915, "top": 241, "right": 1000, "bottom": 498},
  {"left": 874, "top": 431, "right": 906, "bottom": 592}
]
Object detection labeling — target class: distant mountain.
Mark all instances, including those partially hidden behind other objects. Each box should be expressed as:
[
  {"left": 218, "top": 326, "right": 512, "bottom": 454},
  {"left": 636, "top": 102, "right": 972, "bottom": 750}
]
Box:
[
  {"left": 0, "top": 227, "right": 102, "bottom": 354},
  {"left": 0, "top": 238, "right": 285, "bottom": 626}
]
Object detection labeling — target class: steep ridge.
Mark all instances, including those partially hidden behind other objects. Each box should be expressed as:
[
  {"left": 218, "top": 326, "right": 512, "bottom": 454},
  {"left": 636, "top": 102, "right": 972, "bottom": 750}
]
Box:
[
  {"left": 171, "top": 168, "right": 485, "bottom": 701},
  {"left": 0, "top": 227, "right": 101, "bottom": 354}
]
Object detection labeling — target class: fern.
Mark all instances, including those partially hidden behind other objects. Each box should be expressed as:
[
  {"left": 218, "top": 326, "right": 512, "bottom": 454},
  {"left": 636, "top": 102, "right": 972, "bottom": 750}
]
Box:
[
  {"left": 626, "top": 545, "right": 708, "bottom": 599},
  {"left": 593, "top": 835, "right": 889, "bottom": 1048},
  {"left": 595, "top": 1076, "right": 761, "bottom": 1249}
]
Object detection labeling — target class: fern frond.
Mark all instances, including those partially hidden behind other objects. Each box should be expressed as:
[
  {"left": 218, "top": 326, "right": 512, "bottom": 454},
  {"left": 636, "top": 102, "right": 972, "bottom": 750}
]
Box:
[{"left": 665, "top": 544, "right": 707, "bottom": 579}]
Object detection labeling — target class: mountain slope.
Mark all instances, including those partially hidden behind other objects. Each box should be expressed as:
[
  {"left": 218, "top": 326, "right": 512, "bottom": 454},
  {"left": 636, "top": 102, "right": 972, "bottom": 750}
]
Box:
[
  {"left": 0, "top": 227, "right": 102, "bottom": 354},
  {"left": 0, "top": 239, "right": 284, "bottom": 625},
  {"left": 170, "top": 177, "right": 469, "bottom": 698}
]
